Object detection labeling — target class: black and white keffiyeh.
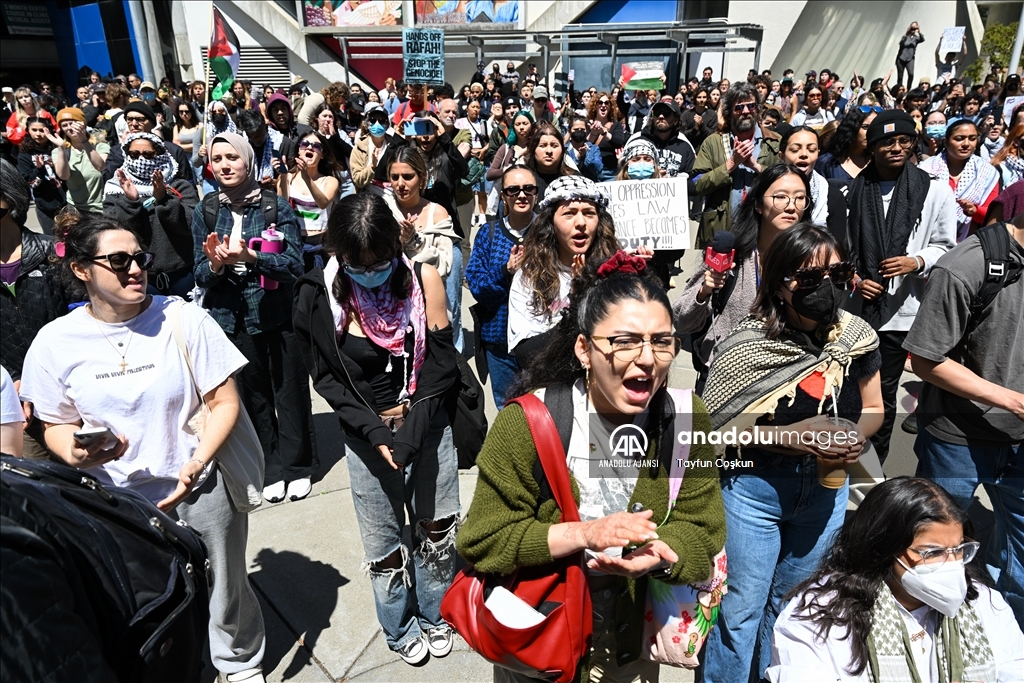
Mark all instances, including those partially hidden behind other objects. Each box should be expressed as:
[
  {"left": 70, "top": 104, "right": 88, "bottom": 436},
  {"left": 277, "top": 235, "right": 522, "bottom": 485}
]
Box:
[
  {"left": 537, "top": 174, "right": 609, "bottom": 210},
  {"left": 104, "top": 132, "right": 178, "bottom": 197},
  {"left": 620, "top": 137, "right": 658, "bottom": 162}
]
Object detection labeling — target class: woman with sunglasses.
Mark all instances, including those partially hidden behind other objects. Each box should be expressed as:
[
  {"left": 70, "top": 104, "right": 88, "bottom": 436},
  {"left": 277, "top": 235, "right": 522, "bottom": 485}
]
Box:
[
  {"left": 192, "top": 132, "right": 318, "bottom": 505},
  {"left": 293, "top": 192, "right": 459, "bottom": 667},
  {"left": 459, "top": 250, "right": 725, "bottom": 683},
  {"left": 103, "top": 132, "right": 199, "bottom": 298},
  {"left": 280, "top": 130, "right": 340, "bottom": 272},
  {"left": 172, "top": 101, "right": 200, "bottom": 157},
  {"left": 790, "top": 84, "right": 835, "bottom": 132},
  {"left": 699, "top": 223, "right": 884, "bottom": 683},
  {"left": 351, "top": 103, "right": 394, "bottom": 192},
  {"left": 767, "top": 477, "right": 1023, "bottom": 682},
  {"left": 776, "top": 78, "right": 797, "bottom": 122},
  {"left": 920, "top": 119, "right": 1000, "bottom": 243},
  {"left": 816, "top": 105, "right": 878, "bottom": 181},
  {"left": 466, "top": 165, "right": 538, "bottom": 408},
  {"left": 585, "top": 92, "right": 627, "bottom": 181},
  {"left": 20, "top": 210, "right": 268, "bottom": 683}
]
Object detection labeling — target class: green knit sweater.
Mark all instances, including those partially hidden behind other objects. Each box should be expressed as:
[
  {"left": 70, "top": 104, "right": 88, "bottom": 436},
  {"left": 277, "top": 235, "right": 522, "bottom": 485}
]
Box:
[{"left": 457, "top": 390, "right": 726, "bottom": 671}]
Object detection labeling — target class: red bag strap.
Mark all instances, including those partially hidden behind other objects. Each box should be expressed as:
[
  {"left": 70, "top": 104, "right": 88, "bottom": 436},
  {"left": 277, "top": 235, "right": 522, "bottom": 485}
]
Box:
[{"left": 507, "top": 393, "right": 581, "bottom": 524}]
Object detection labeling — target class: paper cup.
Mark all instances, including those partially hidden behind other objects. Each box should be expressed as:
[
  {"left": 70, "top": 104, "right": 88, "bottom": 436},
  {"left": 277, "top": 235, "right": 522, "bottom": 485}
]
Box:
[{"left": 815, "top": 417, "right": 859, "bottom": 490}]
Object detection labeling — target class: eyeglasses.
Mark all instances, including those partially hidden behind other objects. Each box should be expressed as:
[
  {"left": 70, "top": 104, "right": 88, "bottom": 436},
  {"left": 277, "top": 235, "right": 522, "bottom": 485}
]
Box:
[
  {"left": 858, "top": 105, "right": 884, "bottom": 114},
  {"left": 768, "top": 194, "right": 809, "bottom": 211},
  {"left": 126, "top": 149, "right": 159, "bottom": 160},
  {"left": 733, "top": 102, "right": 757, "bottom": 113},
  {"left": 501, "top": 184, "right": 539, "bottom": 197},
  {"left": 806, "top": 93, "right": 822, "bottom": 100},
  {"left": 299, "top": 140, "right": 323, "bottom": 153},
  {"left": 908, "top": 540, "right": 980, "bottom": 565},
  {"left": 783, "top": 261, "right": 857, "bottom": 289},
  {"left": 878, "top": 135, "right": 917, "bottom": 150},
  {"left": 589, "top": 334, "right": 679, "bottom": 363},
  {"left": 125, "top": 115, "right": 150, "bottom": 124},
  {"left": 341, "top": 258, "right": 392, "bottom": 275},
  {"left": 85, "top": 251, "right": 155, "bottom": 272}
]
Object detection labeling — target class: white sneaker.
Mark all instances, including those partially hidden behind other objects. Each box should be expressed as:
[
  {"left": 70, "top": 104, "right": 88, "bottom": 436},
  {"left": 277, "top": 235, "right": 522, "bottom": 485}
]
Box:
[
  {"left": 425, "top": 626, "right": 454, "bottom": 658},
  {"left": 262, "top": 481, "right": 286, "bottom": 503},
  {"left": 287, "top": 477, "right": 312, "bottom": 501},
  {"left": 223, "top": 667, "right": 265, "bottom": 683},
  {"left": 397, "top": 635, "right": 429, "bottom": 665}
]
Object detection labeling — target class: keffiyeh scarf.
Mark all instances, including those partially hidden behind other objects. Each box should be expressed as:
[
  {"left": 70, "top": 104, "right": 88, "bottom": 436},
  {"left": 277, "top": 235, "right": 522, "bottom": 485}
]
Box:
[
  {"left": 104, "top": 132, "right": 178, "bottom": 197},
  {"left": 1002, "top": 152, "right": 1024, "bottom": 184},
  {"left": 920, "top": 151, "right": 999, "bottom": 242},
  {"left": 251, "top": 127, "right": 282, "bottom": 181},
  {"left": 702, "top": 311, "right": 879, "bottom": 434},
  {"left": 205, "top": 102, "right": 237, "bottom": 146}
]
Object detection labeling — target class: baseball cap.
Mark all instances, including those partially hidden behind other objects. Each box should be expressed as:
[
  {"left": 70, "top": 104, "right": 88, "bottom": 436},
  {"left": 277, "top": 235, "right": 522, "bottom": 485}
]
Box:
[
  {"left": 1, "top": 87, "right": 12, "bottom": 94},
  {"left": 140, "top": 81, "right": 155, "bottom": 91},
  {"left": 532, "top": 85, "right": 549, "bottom": 100},
  {"left": 503, "top": 96, "right": 520, "bottom": 109},
  {"left": 347, "top": 93, "right": 366, "bottom": 113},
  {"left": 806, "top": 70, "right": 817, "bottom": 77},
  {"left": 92, "top": 83, "right": 107, "bottom": 93},
  {"left": 652, "top": 100, "right": 681, "bottom": 118}
]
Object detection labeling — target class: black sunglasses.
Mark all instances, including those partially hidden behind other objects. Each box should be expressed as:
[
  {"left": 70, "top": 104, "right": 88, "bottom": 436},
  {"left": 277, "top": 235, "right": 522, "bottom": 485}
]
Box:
[
  {"left": 784, "top": 261, "right": 856, "bottom": 289},
  {"left": 126, "top": 149, "right": 159, "bottom": 160},
  {"left": 502, "top": 184, "right": 539, "bottom": 198},
  {"left": 86, "top": 251, "right": 155, "bottom": 273}
]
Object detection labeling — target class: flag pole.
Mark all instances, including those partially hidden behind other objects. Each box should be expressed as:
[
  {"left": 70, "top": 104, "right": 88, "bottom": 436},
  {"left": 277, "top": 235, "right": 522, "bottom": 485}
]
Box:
[{"left": 201, "top": 1, "right": 215, "bottom": 150}]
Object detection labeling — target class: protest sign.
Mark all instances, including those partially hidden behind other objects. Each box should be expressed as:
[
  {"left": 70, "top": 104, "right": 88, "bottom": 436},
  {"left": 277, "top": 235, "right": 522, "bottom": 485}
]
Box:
[
  {"left": 940, "top": 27, "right": 965, "bottom": 54},
  {"left": 598, "top": 177, "right": 692, "bottom": 251},
  {"left": 1003, "top": 95, "right": 1024, "bottom": 125},
  {"left": 403, "top": 28, "right": 444, "bottom": 84},
  {"left": 620, "top": 61, "right": 666, "bottom": 91}
]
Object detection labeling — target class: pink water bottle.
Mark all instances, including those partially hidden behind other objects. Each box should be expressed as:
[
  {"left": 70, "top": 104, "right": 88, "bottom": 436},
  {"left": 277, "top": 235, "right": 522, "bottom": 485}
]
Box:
[{"left": 248, "top": 227, "right": 284, "bottom": 290}]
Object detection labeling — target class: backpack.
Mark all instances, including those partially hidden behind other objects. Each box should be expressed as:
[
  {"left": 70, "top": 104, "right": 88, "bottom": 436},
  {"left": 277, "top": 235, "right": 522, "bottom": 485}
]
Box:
[
  {"left": 201, "top": 189, "right": 278, "bottom": 235},
  {"left": 0, "top": 455, "right": 210, "bottom": 683},
  {"left": 969, "top": 222, "right": 1023, "bottom": 329}
]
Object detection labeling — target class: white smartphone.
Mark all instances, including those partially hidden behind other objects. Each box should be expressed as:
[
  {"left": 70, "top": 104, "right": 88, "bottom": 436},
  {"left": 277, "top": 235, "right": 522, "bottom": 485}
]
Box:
[
  {"left": 73, "top": 427, "right": 114, "bottom": 448},
  {"left": 568, "top": 69, "right": 575, "bottom": 81}
]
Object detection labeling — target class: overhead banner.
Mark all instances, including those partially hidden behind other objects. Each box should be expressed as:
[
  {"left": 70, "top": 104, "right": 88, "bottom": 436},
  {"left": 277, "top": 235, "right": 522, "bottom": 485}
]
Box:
[
  {"left": 403, "top": 27, "right": 445, "bottom": 85},
  {"left": 1, "top": 2, "right": 52, "bottom": 36},
  {"left": 302, "top": 0, "right": 403, "bottom": 27},
  {"left": 598, "top": 177, "right": 692, "bottom": 251},
  {"left": 414, "top": 0, "right": 522, "bottom": 29}
]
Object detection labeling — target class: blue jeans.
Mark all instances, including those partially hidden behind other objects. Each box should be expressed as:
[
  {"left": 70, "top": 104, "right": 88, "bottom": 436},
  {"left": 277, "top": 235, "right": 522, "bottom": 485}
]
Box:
[
  {"left": 445, "top": 245, "right": 464, "bottom": 353},
  {"left": 484, "top": 346, "right": 519, "bottom": 409},
  {"left": 344, "top": 411, "right": 460, "bottom": 651},
  {"left": 915, "top": 429, "right": 1024, "bottom": 628},
  {"left": 700, "top": 453, "right": 848, "bottom": 683}
]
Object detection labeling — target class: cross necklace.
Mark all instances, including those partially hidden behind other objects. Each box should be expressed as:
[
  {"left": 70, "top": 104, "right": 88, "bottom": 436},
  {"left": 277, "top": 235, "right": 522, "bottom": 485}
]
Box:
[{"left": 90, "top": 305, "right": 140, "bottom": 373}]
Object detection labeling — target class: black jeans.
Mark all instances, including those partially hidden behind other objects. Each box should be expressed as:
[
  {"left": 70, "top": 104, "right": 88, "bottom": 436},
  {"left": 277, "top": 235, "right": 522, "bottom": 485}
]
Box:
[
  {"left": 871, "top": 330, "right": 908, "bottom": 465},
  {"left": 228, "top": 320, "right": 319, "bottom": 485},
  {"left": 896, "top": 59, "right": 915, "bottom": 88}
]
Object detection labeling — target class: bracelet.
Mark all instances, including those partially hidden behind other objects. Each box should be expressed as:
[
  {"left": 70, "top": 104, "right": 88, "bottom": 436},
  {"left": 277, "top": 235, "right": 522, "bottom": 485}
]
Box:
[{"left": 190, "top": 456, "right": 208, "bottom": 468}]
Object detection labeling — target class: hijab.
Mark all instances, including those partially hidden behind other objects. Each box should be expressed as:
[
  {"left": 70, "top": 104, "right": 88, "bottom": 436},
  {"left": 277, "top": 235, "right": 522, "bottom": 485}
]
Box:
[
  {"left": 210, "top": 132, "right": 262, "bottom": 208},
  {"left": 205, "top": 100, "right": 236, "bottom": 144}
]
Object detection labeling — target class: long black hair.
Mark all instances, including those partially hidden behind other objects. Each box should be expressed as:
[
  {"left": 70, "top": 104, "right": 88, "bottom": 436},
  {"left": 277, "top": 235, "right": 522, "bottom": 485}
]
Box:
[
  {"left": 785, "top": 477, "right": 990, "bottom": 676},
  {"left": 321, "top": 193, "right": 412, "bottom": 308},
  {"left": 17, "top": 116, "right": 56, "bottom": 154},
  {"left": 824, "top": 106, "right": 869, "bottom": 160},
  {"left": 730, "top": 163, "right": 813, "bottom": 264},
  {"left": 52, "top": 209, "right": 143, "bottom": 301}
]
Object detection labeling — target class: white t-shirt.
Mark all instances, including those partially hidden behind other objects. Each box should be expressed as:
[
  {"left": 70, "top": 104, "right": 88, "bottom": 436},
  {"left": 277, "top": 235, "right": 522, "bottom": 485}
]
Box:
[
  {"left": 507, "top": 263, "right": 572, "bottom": 351},
  {"left": 1, "top": 365, "right": 23, "bottom": 426},
  {"left": 20, "top": 296, "right": 247, "bottom": 502}
]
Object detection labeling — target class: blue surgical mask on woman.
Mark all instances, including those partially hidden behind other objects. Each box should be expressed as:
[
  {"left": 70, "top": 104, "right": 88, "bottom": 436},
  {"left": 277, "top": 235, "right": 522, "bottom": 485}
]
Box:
[
  {"left": 627, "top": 161, "right": 655, "bottom": 180},
  {"left": 368, "top": 122, "right": 387, "bottom": 138},
  {"left": 347, "top": 261, "right": 393, "bottom": 289},
  {"left": 925, "top": 123, "right": 947, "bottom": 140}
]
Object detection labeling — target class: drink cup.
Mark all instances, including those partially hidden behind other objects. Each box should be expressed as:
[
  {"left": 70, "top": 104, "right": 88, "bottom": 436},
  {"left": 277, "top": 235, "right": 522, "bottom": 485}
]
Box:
[
  {"left": 248, "top": 228, "right": 284, "bottom": 290},
  {"left": 814, "top": 417, "right": 859, "bottom": 489}
]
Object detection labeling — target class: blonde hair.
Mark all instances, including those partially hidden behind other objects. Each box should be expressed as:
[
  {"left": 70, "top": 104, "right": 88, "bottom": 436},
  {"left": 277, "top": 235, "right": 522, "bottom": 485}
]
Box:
[{"left": 14, "top": 87, "right": 38, "bottom": 131}]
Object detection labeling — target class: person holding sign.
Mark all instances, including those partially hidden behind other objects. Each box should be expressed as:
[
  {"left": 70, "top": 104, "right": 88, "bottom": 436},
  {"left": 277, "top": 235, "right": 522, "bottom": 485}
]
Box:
[{"left": 935, "top": 31, "right": 967, "bottom": 84}]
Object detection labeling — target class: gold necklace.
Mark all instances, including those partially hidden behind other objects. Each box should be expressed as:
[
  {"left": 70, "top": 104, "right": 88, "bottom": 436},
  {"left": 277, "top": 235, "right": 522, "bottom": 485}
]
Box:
[{"left": 90, "top": 306, "right": 141, "bottom": 373}]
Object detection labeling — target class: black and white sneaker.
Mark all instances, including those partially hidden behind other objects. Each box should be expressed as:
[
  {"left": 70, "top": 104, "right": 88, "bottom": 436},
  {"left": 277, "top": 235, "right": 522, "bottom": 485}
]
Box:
[
  {"left": 425, "top": 626, "right": 453, "bottom": 658},
  {"left": 396, "top": 635, "right": 429, "bottom": 665}
]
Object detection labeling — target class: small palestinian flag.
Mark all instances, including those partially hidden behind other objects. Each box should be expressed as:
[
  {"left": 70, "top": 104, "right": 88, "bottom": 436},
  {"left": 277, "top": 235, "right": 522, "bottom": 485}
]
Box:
[
  {"left": 209, "top": 6, "right": 240, "bottom": 101},
  {"left": 621, "top": 61, "right": 665, "bottom": 91}
]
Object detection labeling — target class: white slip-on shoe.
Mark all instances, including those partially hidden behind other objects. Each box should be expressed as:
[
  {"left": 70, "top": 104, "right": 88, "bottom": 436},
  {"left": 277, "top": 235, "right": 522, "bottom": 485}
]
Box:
[
  {"left": 262, "top": 481, "right": 286, "bottom": 503},
  {"left": 287, "top": 477, "right": 312, "bottom": 501},
  {"left": 223, "top": 667, "right": 265, "bottom": 683},
  {"left": 397, "top": 635, "right": 429, "bottom": 665},
  {"left": 425, "top": 626, "right": 453, "bottom": 658}
]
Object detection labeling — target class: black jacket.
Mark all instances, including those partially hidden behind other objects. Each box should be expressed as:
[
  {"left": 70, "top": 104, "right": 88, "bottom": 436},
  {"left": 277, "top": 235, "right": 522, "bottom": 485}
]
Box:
[
  {"left": 0, "top": 229, "right": 67, "bottom": 380},
  {"left": 17, "top": 149, "right": 67, "bottom": 216},
  {"left": 102, "top": 179, "right": 200, "bottom": 277},
  {"left": 293, "top": 266, "right": 459, "bottom": 465}
]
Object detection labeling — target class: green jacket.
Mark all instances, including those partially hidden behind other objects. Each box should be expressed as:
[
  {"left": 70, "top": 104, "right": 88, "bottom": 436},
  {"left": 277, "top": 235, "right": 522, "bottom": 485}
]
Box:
[
  {"left": 692, "top": 127, "right": 781, "bottom": 249},
  {"left": 457, "top": 388, "right": 726, "bottom": 674}
]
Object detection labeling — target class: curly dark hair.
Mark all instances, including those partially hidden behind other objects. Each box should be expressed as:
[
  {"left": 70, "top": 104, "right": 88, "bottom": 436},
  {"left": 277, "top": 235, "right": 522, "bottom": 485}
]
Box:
[
  {"left": 823, "top": 105, "right": 870, "bottom": 160},
  {"left": 524, "top": 123, "right": 574, "bottom": 177},
  {"left": 784, "top": 477, "right": 990, "bottom": 677}
]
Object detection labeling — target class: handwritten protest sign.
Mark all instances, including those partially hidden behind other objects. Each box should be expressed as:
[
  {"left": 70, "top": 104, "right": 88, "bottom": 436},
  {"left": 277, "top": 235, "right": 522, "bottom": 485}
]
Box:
[
  {"left": 940, "top": 27, "right": 965, "bottom": 54},
  {"left": 403, "top": 28, "right": 444, "bottom": 85},
  {"left": 1003, "top": 95, "right": 1024, "bottom": 125},
  {"left": 598, "top": 177, "right": 692, "bottom": 251}
]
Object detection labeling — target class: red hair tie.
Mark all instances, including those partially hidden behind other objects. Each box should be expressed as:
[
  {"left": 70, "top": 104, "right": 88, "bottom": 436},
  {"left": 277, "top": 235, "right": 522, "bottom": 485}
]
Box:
[{"left": 596, "top": 250, "right": 647, "bottom": 278}]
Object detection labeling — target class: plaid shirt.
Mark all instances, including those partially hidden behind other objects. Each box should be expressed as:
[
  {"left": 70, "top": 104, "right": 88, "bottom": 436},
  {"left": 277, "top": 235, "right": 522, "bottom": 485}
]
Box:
[{"left": 191, "top": 196, "right": 304, "bottom": 336}]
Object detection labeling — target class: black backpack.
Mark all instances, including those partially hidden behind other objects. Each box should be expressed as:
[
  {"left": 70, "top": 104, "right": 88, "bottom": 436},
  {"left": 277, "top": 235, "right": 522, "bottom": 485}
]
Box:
[
  {"left": 201, "top": 189, "right": 278, "bottom": 234},
  {"left": 0, "top": 456, "right": 211, "bottom": 683},
  {"left": 968, "top": 222, "right": 1023, "bottom": 329}
]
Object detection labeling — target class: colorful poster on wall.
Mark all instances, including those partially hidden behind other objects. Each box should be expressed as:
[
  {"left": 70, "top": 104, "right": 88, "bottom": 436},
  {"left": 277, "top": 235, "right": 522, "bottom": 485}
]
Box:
[
  {"left": 302, "top": 0, "right": 402, "bottom": 27},
  {"left": 1, "top": 2, "right": 53, "bottom": 36},
  {"left": 414, "top": 1, "right": 522, "bottom": 29},
  {"left": 403, "top": 28, "right": 445, "bottom": 84}
]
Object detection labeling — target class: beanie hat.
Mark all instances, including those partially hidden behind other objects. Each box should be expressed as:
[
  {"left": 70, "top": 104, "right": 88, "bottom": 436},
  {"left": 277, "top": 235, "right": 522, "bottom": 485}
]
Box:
[
  {"left": 56, "top": 107, "right": 86, "bottom": 125},
  {"left": 866, "top": 110, "right": 916, "bottom": 147},
  {"left": 123, "top": 101, "right": 156, "bottom": 125}
]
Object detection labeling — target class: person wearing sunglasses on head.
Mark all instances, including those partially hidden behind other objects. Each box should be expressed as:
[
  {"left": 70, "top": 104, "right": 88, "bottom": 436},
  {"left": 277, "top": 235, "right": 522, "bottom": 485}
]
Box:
[
  {"left": 19, "top": 210, "right": 269, "bottom": 683},
  {"left": 103, "top": 132, "right": 199, "bottom": 299},
  {"left": 700, "top": 223, "right": 884, "bottom": 683},
  {"left": 817, "top": 103, "right": 881, "bottom": 180},
  {"left": 693, "top": 81, "right": 782, "bottom": 249},
  {"left": 768, "top": 477, "right": 1023, "bottom": 682},
  {"left": 838, "top": 110, "right": 956, "bottom": 467},
  {"left": 466, "top": 165, "right": 538, "bottom": 408}
]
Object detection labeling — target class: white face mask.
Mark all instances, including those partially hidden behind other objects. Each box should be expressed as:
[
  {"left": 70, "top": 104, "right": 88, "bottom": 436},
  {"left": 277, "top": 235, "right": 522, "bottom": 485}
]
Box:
[{"left": 896, "top": 558, "right": 968, "bottom": 618}]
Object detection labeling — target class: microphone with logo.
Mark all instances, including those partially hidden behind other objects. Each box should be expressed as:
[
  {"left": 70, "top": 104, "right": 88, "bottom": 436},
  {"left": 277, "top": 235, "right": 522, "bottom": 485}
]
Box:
[{"left": 703, "top": 230, "right": 735, "bottom": 310}]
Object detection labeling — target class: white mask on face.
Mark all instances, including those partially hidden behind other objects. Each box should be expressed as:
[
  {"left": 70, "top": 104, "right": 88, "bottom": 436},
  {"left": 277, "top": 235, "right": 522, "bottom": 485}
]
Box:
[{"left": 896, "top": 558, "right": 968, "bottom": 618}]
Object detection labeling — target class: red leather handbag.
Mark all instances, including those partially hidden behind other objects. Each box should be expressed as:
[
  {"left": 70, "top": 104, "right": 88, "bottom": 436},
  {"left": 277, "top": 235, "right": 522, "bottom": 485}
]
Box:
[{"left": 441, "top": 393, "right": 593, "bottom": 683}]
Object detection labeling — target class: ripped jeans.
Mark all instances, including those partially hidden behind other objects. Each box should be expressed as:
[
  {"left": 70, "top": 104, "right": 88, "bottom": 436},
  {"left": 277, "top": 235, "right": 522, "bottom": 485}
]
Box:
[{"left": 344, "top": 410, "right": 460, "bottom": 651}]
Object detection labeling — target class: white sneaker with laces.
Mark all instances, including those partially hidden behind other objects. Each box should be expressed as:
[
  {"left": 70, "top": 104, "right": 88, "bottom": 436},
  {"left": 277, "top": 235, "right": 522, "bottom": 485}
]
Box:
[
  {"left": 287, "top": 477, "right": 312, "bottom": 501},
  {"left": 425, "top": 626, "right": 453, "bottom": 658},
  {"left": 262, "top": 480, "right": 286, "bottom": 503},
  {"left": 223, "top": 667, "right": 265, "bottom": 683},
  {"left": 397, "top": 635, "right": 429, "bottom": 665}
]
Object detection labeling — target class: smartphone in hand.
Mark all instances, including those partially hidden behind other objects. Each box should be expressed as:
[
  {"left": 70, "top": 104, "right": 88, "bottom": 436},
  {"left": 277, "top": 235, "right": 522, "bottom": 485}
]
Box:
[{"left": 73, "top": 427, "right": 114, "bottom": 448}]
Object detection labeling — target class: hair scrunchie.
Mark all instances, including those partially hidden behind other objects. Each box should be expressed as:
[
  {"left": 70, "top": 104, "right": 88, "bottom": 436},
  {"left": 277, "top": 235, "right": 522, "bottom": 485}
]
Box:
[{"left": 596, "top": 250, "right": 647, "bottom": 278}]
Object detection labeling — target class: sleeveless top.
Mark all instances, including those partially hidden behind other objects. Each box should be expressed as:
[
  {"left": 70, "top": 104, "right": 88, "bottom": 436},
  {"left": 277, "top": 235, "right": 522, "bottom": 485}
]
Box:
[{"left": 289, "top": 176, "right": 331, "bottom": 237}]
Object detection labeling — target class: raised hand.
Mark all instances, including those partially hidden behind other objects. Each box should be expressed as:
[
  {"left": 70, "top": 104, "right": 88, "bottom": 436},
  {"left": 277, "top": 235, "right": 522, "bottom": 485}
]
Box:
[
  {"left": 151, "top": 169, "right": 166, "bottom": 201},
  {"left": 116, "top": 168, "right": 139, "bottom": 201},
  {"left": 506, "top": 244, "right": 524, "bottom": 273}
]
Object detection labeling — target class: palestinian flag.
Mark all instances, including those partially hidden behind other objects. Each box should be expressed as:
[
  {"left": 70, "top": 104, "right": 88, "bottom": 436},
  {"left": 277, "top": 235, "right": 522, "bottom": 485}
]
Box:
[
  {"left": 209, "top": 6, "right": 239, "bottom": 101},
  {"left": 621, "top": 61, "right": 665, "bottom": 91}
]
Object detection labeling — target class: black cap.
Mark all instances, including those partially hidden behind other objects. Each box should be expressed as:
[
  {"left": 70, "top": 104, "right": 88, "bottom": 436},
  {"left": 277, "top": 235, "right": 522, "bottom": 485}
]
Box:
[
  {"left": 123, "top": 101, "right": 156, "bottom": 125},
  {"left": 503, "top": 96, "right": 519, "bottom": 109},
  {"left": 866, "top": 109, "right": 916, "bottom": 147},
  {"left": 348, "top": 93, "right": 366, "bottom": 113},
  {"left": 652, "top": 100, "right": 681, "bottom": 118},
  {"left": 1007, "top": 74, "right": 1021, "bottom": 86}
]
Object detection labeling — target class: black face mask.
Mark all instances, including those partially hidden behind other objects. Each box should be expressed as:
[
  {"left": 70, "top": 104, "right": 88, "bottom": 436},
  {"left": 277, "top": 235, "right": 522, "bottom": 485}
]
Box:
[
  {"left": 569, "top": 129, "right": 587, "bottom": 143},
  {"left": 212, "top": 114, "right": 227, "bottom": 127},
  {"left": 790, "top": 280, "right": 842, "bottom": 326}
]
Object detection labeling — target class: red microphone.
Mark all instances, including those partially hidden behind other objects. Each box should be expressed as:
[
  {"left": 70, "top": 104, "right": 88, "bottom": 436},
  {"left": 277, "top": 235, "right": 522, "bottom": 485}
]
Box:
[{"left": 704, "top": 231, "right": 735, "bottom": 274}]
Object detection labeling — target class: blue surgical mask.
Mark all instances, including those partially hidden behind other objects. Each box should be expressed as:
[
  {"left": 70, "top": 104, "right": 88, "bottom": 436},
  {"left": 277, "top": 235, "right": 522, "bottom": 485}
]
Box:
[
  {"left": 627, "top": 161, "right": 655, "bottom": 179},
  {"left": 925, "top": 123, "right": 947, "bottom": 140},
  {"left": 368, "top": 122, "right": 387, "bottom": 137},
  {"left": 347, "top": 262, "right": 393, "bottom": 289},
  {"left": 142, "top": 92, "right": 156, "bottom": 104}
]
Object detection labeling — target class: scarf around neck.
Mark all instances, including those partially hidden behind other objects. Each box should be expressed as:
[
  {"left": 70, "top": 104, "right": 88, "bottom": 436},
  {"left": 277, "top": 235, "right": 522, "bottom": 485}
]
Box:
[
  {"left": 702, "top": 310, "right": 879, "bottom": 434},
  {"left": 920, "top": 151, "right": 999, "bottom": 241},
  {"left": 211, "top": 132, "right": 262, "bottom": 209},
  {"left": 104, "top": 132, "right": 178, "bottom": 197}
]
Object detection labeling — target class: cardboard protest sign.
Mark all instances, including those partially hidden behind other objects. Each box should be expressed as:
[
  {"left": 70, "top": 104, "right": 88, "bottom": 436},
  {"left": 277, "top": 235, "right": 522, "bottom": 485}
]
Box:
[
  {"left": 620, "top": 61, "right": 666, "bottom": 91},
  {"left": 598, "top": 177, "right": 692, "bottom": 251},
  {"left": 403, "top": 27, "right": 444, "bottom": 85},
  {"left": 1003, "top": 95, "right": 1024, "bottom": 125},
  {"left": 940, "top": 27, "right": 965, "bottom": 54}
]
